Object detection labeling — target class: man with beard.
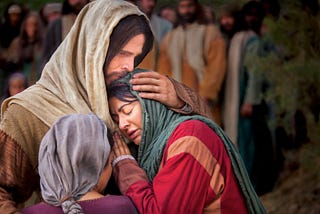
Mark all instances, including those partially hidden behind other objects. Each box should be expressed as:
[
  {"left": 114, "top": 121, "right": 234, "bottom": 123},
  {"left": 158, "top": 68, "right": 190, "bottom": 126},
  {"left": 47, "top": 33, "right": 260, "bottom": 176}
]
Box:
[
  {"left": 158, "top": 0, "right": 227, "bottom": 125},
  {"left": 218, "top": 4, "right": 243, "bottom": 49},
  {"left": 39, "top": 0, "right": 89, "bottom": 70}
]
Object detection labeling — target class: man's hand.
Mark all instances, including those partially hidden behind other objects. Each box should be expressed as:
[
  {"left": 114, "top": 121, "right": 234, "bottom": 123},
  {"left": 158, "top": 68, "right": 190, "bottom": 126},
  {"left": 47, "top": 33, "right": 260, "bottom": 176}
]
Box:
[
  {"left": 130, "top": 71, "right": 184, "bottom": 109},
  {"left": 240, "top": 102, "right": 253, "bottom": 117}
]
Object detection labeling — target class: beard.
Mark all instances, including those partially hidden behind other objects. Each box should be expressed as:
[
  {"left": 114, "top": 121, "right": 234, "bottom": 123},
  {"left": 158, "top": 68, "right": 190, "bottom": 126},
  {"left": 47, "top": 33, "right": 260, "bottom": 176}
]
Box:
[{"left": 178, "top": 12, "right": 197, "bottom": 25}]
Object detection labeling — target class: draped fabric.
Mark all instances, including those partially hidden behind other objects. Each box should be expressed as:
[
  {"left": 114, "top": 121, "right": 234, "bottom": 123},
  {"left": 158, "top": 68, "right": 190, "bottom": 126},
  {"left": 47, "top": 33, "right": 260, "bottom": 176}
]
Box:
[
  {"left": 115, "top": 68, "right": 266, "bottom": 214},
  {"left": 222, "top": 30, "right": 256, "bottom": 145},
  {"left": 39, "top": 114, "right": 110, "bottom": 213},
  {"left": 1, "top": 0, "right": 146, "bottom": 131}
]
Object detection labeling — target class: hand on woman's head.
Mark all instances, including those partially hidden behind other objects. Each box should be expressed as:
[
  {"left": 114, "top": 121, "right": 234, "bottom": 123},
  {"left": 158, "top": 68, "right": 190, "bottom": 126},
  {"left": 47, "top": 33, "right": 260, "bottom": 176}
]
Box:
[{"left": 130, "top": 71, "right": 184, "bottom": 109}]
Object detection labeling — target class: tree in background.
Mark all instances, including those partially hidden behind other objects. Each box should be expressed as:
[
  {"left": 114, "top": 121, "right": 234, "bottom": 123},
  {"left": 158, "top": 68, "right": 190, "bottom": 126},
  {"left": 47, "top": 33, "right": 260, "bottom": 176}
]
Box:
[{"left": 258, "top": 0, "right": 320, "bottom": 148}]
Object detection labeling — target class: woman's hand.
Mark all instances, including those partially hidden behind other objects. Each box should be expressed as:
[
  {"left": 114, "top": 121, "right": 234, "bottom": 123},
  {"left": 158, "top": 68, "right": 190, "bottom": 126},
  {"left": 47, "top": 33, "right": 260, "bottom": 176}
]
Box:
[
  {"left": 130, "top": 71, "right": 184, "bottom": 109},
  {"left": 112, "top": 131, "right": 131, "bottom": 158}
]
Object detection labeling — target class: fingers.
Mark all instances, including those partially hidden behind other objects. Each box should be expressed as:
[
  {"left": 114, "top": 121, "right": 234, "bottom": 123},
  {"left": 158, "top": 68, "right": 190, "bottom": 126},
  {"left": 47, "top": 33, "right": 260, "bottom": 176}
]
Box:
[
  {"left": 129, "top": 71, "right": 181, "bottom": 108},
  {"left": 131, "top": 71, "right": 161, "bottom": 80},
  {"left": 112, "top": 132, "right": 131, "bottom": 156}
]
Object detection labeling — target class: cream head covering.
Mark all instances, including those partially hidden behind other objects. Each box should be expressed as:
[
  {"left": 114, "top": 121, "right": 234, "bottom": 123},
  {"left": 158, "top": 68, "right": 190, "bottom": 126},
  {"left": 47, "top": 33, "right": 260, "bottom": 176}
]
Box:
[
  {"left": 1, "top": 0, "right": 146, "bottom": 130},
  {"left": 39, "top": 114, "right": 110, "bottom": 213}
]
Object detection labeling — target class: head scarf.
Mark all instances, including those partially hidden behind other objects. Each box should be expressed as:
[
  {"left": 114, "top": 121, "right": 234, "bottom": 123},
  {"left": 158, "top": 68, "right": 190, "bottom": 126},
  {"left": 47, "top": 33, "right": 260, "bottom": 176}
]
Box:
[
  {"left": 1, "top": 0, "right": 147, "bottom": 131},
  {"left": 113, "top": 68, "right": 266, "bottom": 214},
  {"left": 39, "top": 114, "right": 110, "bottom": 214}
]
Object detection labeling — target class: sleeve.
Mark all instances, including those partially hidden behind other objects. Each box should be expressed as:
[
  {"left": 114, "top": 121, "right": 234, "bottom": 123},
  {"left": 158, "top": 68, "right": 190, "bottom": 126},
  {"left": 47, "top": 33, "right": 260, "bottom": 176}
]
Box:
[
  {"left": 0, "top": 131, "right": 36, "bottom": 214},
  {"left": 124, "top": 136, "right": 215, "bottom": 214},
  {"left": 169, "top": 78, "right": 213, "bottom": 119},
  {"left": 0, "top": 105, "right": 47, "bottom": 213},
  {"left": 243, "top": 38, "right": 263, "bottom": 105},
  {"left": 113, "top": 159, "right": 149, "bottom": 194}
]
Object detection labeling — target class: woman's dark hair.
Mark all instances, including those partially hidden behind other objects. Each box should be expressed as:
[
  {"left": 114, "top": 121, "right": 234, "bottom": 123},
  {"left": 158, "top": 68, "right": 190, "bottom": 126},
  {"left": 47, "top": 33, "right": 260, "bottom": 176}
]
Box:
[
  {"left": 107, "top": 82, "right": 137, "bottom": 103},
  {"left": 104, "top": 15, "right": 154, "bottom": 71},
  {"left": 20, "top": 12, "right": 43, "bottom": 51}
]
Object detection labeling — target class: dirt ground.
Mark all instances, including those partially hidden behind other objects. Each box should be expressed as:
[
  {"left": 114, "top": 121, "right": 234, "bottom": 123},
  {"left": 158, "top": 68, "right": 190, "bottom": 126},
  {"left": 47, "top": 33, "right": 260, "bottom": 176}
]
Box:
[{"left": 260, "top": 140, "right": 320, "bottom": 214}]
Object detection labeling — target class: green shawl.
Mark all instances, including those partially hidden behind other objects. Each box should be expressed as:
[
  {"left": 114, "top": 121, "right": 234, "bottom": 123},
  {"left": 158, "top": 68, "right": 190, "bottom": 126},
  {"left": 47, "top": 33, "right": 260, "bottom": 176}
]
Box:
[{"left": 115, "top": 69, "right": 266, "bottom": 214}]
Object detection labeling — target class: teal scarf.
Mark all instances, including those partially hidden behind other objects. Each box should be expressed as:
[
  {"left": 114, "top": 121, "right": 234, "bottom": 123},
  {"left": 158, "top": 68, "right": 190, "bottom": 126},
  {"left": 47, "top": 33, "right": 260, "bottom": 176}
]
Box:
[{"left": 115, "top": 69, "right": 266, "bottom": 214}]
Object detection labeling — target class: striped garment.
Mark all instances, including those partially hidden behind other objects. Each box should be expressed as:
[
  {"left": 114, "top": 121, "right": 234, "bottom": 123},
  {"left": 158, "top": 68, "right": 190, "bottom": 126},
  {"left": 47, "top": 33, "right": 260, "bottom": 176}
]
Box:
[{"left": 116, "top": 120, "right": 248, "bottom": 214}]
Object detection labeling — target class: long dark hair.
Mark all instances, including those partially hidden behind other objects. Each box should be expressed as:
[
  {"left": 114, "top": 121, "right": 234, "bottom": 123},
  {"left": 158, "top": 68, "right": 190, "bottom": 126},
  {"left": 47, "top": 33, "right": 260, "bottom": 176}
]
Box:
[
  {"left": 107, "top": 81, "right": 137, "bottom": 103},
  {"left": 104, "top": 15, "right": 154, "bottom": 71}
]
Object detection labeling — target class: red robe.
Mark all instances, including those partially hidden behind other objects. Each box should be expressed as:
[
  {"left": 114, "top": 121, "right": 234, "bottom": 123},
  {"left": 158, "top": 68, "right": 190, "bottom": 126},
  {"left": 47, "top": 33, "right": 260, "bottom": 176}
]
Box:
[{"left": 114, "top": 120, "right": 248, "bottom": 214}]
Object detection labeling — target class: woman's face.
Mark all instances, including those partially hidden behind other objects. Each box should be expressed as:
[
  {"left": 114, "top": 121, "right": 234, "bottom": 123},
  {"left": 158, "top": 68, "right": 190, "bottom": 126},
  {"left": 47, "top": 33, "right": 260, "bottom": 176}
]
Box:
[
  {"left": 9, "top": 78, "right": 26, "bottom": 96},
  {"left": 105, "top": 34, "right": 145, "bottom": 85},
  {"left": 25, "top": 15, "right": 38, "bottom": 39},
  {"left": 109, "top": 97, "right": 143, "bottom": 145}
]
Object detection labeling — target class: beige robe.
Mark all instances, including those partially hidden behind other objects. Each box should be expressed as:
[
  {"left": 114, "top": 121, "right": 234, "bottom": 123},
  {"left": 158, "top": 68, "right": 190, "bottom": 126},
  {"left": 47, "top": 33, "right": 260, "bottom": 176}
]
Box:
[
  {"left": 158, "top": 23, "right": 227, "bottom": 124},
  {"left": 222, "top": 30, "right": 256, "bottom": 145}
]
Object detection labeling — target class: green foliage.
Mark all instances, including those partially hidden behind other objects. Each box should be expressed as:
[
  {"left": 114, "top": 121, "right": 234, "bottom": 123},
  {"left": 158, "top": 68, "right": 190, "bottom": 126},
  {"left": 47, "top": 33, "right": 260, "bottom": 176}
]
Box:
[{"left": 261, "top": 3, "right": 320, "bottom": 136}]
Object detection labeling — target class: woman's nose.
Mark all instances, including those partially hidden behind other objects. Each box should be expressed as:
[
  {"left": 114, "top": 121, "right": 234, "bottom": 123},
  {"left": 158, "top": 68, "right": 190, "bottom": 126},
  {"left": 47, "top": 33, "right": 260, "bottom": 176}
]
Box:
[{"left": 118, "top": 116, "right": 129, "bottom": 130}]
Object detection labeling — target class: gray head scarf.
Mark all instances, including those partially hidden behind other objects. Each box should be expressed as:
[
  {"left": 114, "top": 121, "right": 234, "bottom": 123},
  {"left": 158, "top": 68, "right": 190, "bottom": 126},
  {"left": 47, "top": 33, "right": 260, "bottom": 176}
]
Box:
[{"left": 39, "top": 114, "right": 111, "bottom": 214}]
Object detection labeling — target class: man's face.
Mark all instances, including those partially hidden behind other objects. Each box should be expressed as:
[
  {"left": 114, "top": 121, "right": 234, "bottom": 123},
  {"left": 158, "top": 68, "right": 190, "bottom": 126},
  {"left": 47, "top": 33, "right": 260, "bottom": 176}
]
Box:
[
  {"left": 219, "top": 14, "right": 235, "bottom": 33},
  {"left": 139, "top": 0, "right": 156, "bottom": 17},
  {"left": 105, "top": 34, "right": 145, "bottom": 85},
  {"left": 244, "top": 9, "right": 260, "bottom": 30},
  {"left": 177, "top": 0, "right": 197, "bottom": 24}
]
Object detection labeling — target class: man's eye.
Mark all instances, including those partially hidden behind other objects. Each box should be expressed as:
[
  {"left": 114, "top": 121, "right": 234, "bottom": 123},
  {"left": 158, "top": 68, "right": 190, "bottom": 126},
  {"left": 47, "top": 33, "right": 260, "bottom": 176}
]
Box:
[{"left": 119, "top": 51, "right": 131, "bottom": 57}]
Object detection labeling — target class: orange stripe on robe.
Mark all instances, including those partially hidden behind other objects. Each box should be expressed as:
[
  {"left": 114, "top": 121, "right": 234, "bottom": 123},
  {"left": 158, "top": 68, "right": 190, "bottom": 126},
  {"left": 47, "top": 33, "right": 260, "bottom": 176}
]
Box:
[{"left": 126, "top": 120, "right": 248, "bottom": 214}]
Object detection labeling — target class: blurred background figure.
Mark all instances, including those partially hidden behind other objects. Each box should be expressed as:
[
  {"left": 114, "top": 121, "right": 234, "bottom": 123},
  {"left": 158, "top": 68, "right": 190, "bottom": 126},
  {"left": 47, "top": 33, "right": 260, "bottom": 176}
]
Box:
[
  {"left": 218, "top": 4, "right": 242, "bottom": 49},
  {"left": 5, "top": 11, "right": 44, "bottom": 86},
  {"left": 203, "top": 5, "right": 215, "bottom": 24},
  {"left": 158, "top": 4, "right": 177, "bottom": 26},
  {"left": 136, "top": 0, "right": 172, "bottom": 71},
  {"left": 158, "top": 0, "right": 227, "bottom": 125},
  {"left": 0, "top": 2, "right": 26, "bottom": 96},
  {"left": 40, "top": 2, "right": 62, "bottom": 29},
  {"left": 40, "top": 0, "right": 89, "bottom": 71},
  {"left": 0, "top": 72, "right": 28, "bottom": 105},
  {"left": 0, "top": 2, "right": 26, "bottom": 50},
  {"left": 223, "top": 0, "right": 280, "bottom": 196}
]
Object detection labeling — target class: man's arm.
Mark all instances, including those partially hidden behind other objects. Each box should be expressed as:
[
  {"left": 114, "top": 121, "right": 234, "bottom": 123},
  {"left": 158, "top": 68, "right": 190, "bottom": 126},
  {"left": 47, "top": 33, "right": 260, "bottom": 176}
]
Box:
[{"left": 0, "top": 132, "right": 36, "bottom": 213}]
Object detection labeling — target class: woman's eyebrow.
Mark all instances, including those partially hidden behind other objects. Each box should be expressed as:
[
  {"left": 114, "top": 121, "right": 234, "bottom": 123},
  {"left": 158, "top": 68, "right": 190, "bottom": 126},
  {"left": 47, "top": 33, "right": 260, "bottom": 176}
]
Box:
[{"left": 117, "top": 102, "right": 132, "bottom": 113}]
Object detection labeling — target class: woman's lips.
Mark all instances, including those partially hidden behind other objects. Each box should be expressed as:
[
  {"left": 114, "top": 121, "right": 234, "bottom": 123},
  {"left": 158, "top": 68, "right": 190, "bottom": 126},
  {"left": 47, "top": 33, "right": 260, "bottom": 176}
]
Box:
[{"left": 128, "top": 129, "right": 139, "bottom": 141}]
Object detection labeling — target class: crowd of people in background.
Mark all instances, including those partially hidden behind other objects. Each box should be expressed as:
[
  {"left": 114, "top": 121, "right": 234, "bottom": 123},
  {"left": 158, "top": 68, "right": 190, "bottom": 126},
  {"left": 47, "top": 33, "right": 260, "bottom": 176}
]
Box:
[{"left": 0, "top": 0, "right": 318, "bottom": 211}]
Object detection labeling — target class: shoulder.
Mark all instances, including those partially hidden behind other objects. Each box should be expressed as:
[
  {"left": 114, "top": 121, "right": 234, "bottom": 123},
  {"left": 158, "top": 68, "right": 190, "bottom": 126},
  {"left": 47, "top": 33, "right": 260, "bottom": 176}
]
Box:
[
  {"left": 79, "top": 195, "right": 137, "bottom": 213},
  {"left": 167, "top": 120, "right": 220, "bottom": 150},
  {"left": 174, "top": 119, "right": 214, "bottom": 136},
  {"left": 22, "top": 202, "right": 63, "bottom": 214},
  {"left": 1, "top": 103, "right": 38, "bottom": 125}
]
